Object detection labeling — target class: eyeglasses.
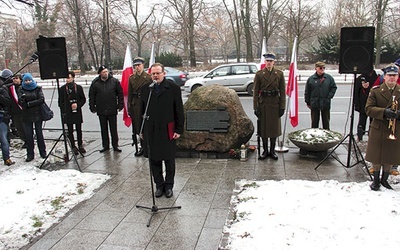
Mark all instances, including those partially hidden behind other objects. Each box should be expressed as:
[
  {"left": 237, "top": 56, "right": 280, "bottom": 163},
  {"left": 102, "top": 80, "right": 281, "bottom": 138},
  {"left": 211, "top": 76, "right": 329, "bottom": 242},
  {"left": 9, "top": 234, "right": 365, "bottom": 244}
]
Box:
[
  {"left": 318, "top": 67, "right": 325, "bottom": 69},
  {"left": 151, "top": 72, "right": 163, "bottom": 76}
]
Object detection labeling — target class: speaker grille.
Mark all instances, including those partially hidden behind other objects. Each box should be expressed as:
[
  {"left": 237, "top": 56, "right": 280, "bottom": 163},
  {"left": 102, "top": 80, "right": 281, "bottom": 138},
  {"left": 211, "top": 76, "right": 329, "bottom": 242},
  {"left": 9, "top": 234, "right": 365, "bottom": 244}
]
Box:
[{"left": 36, "top": 37, "right": 68, "bottom": 79}]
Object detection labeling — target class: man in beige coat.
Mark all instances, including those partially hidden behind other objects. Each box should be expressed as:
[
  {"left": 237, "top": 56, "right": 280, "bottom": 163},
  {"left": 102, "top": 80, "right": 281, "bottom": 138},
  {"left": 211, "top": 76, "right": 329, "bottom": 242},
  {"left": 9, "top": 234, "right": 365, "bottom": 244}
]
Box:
[
  {"left": 128, "top": 57, "right": 152, "bottom": 156},
  {"left": 253, "top": 53, "right": 286, "bottom": 160},
  {"left": 365, "top": 64, "right": 400, "bottom": 190}
]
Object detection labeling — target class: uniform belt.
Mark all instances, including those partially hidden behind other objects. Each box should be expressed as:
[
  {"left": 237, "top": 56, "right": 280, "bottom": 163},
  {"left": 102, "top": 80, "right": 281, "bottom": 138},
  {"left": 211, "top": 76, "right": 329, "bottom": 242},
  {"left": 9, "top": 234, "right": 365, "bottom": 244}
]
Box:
[
  {"left": 260, "top": 90, "right": 279, "bottom": 97},
  {"left": 132, "top": 92, "right": 140, "bottom": 98}
]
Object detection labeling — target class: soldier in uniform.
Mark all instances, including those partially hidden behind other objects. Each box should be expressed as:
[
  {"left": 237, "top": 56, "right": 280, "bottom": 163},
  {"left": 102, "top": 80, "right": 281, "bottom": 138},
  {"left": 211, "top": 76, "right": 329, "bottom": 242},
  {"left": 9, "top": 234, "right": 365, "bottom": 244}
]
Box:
[
  {"left": 253, "top": 53, "right": 286, "bottom": 160},
  {"left": 365, "top": 64, "right": 400, "bottom": 191},
  {"left": 128, "top": 57, "right": 152, "bottom": 156}
]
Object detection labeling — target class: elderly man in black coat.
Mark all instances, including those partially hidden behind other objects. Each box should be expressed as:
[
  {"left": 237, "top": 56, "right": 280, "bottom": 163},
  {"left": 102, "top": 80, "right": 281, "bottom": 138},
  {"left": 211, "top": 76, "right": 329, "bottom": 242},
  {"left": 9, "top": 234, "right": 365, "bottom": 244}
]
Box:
[{"left": 140, "top": 63, "right": 185, "bottom": 198}]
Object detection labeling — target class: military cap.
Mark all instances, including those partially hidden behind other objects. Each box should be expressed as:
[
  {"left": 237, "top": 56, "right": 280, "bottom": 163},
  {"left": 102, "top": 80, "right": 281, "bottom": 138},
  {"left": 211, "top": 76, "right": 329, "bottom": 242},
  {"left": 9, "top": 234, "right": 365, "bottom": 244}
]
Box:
[
  {"left": 133, "top": 57, "right": 145, "bottom": 65},
  {"left": 384, "top": 64, "right": 399, "bottom": 75},
  {"left": 315, "top": 61, "right": 325, "bottom": 68},
  {"left": 97, "top": 65, "right": 108, "bottom": 74},
  {"left": 263, "top": 53, "right": 276, "bottom": 61}
]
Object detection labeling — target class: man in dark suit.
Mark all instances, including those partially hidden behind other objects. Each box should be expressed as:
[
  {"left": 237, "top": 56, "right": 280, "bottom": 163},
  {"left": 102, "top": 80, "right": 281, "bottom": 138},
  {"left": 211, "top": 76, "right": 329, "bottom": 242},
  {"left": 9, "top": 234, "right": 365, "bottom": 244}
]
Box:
[
  {"left": 59, "top": 71, "right": 87, "bottom": 154},
  {"left": 140, "top": 63, "right": 184, "bottom": 198}
]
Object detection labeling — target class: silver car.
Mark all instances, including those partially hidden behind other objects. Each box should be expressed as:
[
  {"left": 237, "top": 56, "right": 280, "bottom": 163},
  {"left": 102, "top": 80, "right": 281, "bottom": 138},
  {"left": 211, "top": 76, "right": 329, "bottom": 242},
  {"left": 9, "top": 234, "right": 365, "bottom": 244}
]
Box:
[{"left": 184, "top": 63, "right": 259, "bottom": 95}]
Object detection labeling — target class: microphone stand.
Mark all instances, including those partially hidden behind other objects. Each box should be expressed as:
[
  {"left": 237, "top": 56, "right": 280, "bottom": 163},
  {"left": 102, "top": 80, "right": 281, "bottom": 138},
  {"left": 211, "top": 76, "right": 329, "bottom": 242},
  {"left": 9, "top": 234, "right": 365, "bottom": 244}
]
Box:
[
  {"left": 3, "top": 53, "right": 39, "bottom": 85},
  {"left": 135, "top": 83, "right": 181, "bottom": 227}
]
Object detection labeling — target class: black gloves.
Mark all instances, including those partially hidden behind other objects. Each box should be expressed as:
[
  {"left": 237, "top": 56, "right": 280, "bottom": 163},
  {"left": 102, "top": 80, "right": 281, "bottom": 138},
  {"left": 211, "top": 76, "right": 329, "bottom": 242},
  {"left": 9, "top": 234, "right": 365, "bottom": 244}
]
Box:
[
  {"left": 384, "top": 108, "right": 397, "bottom": 119},
  {"left": 254, "top": 108, "right": 260, "bottom": 118},
  {"left": 279, "top": 109, "right": 285, "bottom": 117}
]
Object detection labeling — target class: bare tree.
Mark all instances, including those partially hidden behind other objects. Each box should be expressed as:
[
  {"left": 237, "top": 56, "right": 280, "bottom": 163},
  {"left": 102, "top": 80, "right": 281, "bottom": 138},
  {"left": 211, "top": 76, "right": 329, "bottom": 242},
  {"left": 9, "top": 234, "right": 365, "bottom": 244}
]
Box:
[
  {"left": 222, "top": 0, "right": 241, "bottom": 62},
  {"left": 375, "top": 0, "right": 390, "bottom": 67}
]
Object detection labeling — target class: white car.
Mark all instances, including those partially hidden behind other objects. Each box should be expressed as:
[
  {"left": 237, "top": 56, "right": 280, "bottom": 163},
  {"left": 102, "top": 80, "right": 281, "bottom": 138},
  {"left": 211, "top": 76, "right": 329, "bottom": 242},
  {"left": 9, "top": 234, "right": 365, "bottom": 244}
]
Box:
[{"left": 184, "top": 63, "right": 259, "bottom": 95}]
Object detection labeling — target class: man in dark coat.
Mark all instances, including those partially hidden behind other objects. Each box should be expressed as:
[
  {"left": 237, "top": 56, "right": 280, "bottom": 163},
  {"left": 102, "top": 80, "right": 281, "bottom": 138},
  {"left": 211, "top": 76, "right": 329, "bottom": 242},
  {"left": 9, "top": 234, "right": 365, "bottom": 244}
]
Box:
[
  {"left": 140, "top": 63, "right": 184, "bottom": 198},
  {"left": 0, "top": 70, "right": 15, "bottom": 166},
  {"left": 366, "top": 64, "right": 400, "bottom": 191},
  {"left": 59, "top": 71, "right": 87, "bottom": 154},
  {"left": 253, "top": 53, "right": 286, "bottom": 160},
  {"left": 354, "top": 70, "right": 378, "bottom": 141},
  {"left": 89, "top": 66, "right": 124, "bottom": 153},
  {"left": 128, "top": 57, "right": 152, "bottom": 156},
  {"left": 304, "top": 61, "right": 337, "bottom": 130}
]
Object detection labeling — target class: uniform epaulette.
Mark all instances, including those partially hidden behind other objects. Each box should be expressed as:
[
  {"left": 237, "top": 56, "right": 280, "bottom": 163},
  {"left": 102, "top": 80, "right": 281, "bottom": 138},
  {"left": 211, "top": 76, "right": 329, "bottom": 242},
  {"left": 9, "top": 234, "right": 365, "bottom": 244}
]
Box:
[{"left": 371, "top": 85, "right": 380, "bottom": 89}]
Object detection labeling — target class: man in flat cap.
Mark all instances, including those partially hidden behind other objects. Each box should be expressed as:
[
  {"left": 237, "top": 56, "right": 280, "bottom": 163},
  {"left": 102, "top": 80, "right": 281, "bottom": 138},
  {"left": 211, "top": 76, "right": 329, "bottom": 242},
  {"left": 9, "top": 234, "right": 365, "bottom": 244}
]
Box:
[
  {"left": 253, "top": 52, "right": 286, "bottom": 160},
  {"left": 89, "top": 65, "right": 124, "bottom": 153},
  {"left": 304, "top": 61, "right": 337, "bottom": 130},
  {"left": 365, "top": 64, "right": 400, "bottom": 191},
  {"left": 128, "top": 57, "right": 152, "bottom": 156}
]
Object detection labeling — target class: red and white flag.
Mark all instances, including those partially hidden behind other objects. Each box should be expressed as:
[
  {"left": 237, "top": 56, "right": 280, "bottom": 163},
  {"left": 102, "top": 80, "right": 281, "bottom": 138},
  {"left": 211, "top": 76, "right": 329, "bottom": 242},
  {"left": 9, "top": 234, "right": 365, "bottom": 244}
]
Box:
[
  {"left": 259, "top": 36, "right": 267, "bottom": 69},
  {"left": 147, "top": 42, "right": 155, "bottom": 74},
  {"left": 286, "top": 37, "right": 298, "bottom": 127},
  {"left": 121, "top": 44, "right": 134, "bottom": 127}
]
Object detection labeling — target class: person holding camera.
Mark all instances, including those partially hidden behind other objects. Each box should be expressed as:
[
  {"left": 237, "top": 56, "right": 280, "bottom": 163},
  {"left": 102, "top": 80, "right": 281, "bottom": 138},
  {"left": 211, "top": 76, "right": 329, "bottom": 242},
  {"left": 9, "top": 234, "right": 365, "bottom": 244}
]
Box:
[
  {"left": 354, "top": 70, "right": 378, "bottom": 141},
  {"left": 253, "top": 53, "right": 286, "bottom": 160},
  {"left": 59, "top": 71, "right": 87, "bottom": 154},
  {"left": 0, "top": 69, "right": 15, "bottom": 166}
]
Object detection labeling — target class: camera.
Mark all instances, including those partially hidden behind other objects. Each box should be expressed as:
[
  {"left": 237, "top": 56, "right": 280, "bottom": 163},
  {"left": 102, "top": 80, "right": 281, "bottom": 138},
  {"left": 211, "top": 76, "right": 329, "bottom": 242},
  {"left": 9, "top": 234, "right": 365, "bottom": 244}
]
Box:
[{"left": 70, "top": 99, "right": 77, "bottom": 113}]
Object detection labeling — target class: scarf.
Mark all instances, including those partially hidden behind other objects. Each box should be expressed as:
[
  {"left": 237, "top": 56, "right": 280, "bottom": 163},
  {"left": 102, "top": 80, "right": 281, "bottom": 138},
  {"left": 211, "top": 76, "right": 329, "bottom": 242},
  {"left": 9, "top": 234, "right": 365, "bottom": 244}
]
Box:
[{"left": 22, "top": 73, "right": 38, "bottom": 90}]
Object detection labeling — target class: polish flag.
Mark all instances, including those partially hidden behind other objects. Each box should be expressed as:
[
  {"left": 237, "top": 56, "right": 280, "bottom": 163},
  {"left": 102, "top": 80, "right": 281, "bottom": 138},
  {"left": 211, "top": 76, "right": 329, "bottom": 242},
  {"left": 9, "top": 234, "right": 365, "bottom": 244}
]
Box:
[
  {"left": 147, "top": 42, "right": 155, "bottom": 74},
  {"left": 259, "top": 37, "right": 267, "bottom": 69},
  {"left": 286, "top": 37, "right": 298, "bottom": 127},
  {"left": 121, "top": 44, "right": 134, "bottom": 127}
]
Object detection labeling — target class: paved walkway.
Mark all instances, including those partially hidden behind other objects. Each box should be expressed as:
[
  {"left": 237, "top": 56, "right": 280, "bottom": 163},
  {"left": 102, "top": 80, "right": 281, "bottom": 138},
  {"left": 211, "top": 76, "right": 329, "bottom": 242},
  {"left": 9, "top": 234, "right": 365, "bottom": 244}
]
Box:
[{"left": 23, "top": 137, "right": 369, "bottom": 250}]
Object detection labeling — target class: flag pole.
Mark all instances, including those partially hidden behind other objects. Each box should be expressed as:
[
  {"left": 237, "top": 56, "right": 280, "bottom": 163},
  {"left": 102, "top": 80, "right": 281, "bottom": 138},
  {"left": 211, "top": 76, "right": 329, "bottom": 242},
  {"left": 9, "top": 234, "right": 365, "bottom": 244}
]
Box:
[
  {"left": 276, "top": 37, "right": 298, "bottom": 152},
  {"left": 275, "top": 101, "right": 290, "bottom": 152}
]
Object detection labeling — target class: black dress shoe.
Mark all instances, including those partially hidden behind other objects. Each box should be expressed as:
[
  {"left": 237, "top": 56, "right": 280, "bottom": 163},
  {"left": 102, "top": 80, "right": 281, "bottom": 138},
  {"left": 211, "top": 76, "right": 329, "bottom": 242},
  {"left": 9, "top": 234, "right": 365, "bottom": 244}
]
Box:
[
  {"left": 72, "top": 147, "right": 79, "bottom": 155},
  {"left": 78, "top": 146, "right": 86, "bottom": 154},
  {"left": 26, "top": 156, "right": 34, "bottom": 162},
  {"left": 134, "top": 148, "right": 144, "bottom": 156},
  {"left": 113, "top": 147, "right": 122, "bottom": 153},
  {"left": 269, "top": 151, "right": 278, "bottom": 160},
  {"left": 99, "top": 148, "right": 109, "bottom": 153},
  {"left": 155, "top": 188, "right": 164, "bottom": 198},
  {"left": 259, "top": 151, "right": 268, "bottom": 160},
  {"left": 165, "top": 189, "right": 173, "bottom": 198}
]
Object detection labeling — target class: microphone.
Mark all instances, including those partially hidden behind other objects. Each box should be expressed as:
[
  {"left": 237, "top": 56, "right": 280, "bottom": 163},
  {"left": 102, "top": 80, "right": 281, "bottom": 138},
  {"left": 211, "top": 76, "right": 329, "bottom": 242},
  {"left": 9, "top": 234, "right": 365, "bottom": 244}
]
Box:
[
  {"left": 29, "top": 52, "right": 39, "bottom": 63},
  {"left": 149, "top": 80, "right": 157, "bottom": 89}
]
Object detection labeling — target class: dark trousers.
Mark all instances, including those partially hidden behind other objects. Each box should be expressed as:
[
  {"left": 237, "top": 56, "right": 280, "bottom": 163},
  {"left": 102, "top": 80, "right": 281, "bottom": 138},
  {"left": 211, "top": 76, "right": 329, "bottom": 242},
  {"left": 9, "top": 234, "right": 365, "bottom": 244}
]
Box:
[
  {"left": 357, "top": 113, "right": 371, "bottom": 140},
  {"left": 150, "top": 158, "right": 176, "bottom": 190},
  {"left": 98, "top": 115, "right": 118, "bottom": 149},
  {"left": 311, "top": 109, "right": 330, "bottom": 130},
  {"left": 24, "top": 120, "right": 46, "bottom": 158},
  {"left": 67, "top": 123, "right": 83, "bottom": 147},
  {"left": 12, "top": 115, "right": 26, "bottom": 141}
]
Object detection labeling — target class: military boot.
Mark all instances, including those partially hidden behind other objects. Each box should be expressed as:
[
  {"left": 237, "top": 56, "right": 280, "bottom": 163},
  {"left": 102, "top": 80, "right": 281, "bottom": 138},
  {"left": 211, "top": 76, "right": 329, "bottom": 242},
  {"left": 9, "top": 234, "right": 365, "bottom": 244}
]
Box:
[
  {"left": 370, "top": 171, "right": 381, "bottom": 191},
  {"left": 380, "top": 171, "right": 393, "bottom": 190},
  {"left": 259, "top": 140, "right": 268, "bottom": 160},
  {"left": 269, "top": 138, "right": 278, "bottom": 160}
]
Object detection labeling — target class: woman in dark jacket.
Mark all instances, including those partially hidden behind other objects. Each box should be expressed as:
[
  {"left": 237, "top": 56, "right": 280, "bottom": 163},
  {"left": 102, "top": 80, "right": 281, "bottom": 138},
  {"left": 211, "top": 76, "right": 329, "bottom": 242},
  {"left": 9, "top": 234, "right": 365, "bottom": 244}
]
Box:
[{"left": 18, "top": 73, "right": 46, "bottom": 162}]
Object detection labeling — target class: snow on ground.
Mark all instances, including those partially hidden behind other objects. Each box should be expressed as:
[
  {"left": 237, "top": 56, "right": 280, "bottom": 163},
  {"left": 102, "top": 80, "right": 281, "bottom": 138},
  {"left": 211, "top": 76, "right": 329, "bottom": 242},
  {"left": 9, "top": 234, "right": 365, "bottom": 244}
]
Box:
[{"left": 224, "top": 178, "right": 400, "bottom": 250}]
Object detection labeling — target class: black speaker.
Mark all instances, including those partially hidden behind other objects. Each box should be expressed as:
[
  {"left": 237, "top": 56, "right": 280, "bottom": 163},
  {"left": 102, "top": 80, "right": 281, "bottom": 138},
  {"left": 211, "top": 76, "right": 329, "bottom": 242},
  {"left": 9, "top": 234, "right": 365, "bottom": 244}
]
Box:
[
  {"left": 36, "top": 37, "right": 68, "bottom": 79},
  {"left": 339, "top": 27, "right": 375, "bottom": 74}
]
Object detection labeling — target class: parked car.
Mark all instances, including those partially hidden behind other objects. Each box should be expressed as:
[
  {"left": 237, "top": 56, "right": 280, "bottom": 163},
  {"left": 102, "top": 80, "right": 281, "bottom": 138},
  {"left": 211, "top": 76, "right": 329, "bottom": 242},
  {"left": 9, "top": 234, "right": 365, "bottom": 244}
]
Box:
[
  {"left": 183, "top": 63, "right": 258, "bottom": 95},
  {"left": 144, "top": 67, "right": 188, "bottom": 87},
  {"left": 164, "top": 67, "right": 188, "bottom": 86}
]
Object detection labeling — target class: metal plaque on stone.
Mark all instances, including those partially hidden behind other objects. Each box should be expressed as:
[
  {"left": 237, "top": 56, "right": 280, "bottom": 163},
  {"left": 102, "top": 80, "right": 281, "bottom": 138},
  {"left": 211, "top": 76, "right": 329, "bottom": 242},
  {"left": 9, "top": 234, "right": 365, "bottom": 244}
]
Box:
[{"left": 186, "top": 110, "right": 230, "bottom": 132}]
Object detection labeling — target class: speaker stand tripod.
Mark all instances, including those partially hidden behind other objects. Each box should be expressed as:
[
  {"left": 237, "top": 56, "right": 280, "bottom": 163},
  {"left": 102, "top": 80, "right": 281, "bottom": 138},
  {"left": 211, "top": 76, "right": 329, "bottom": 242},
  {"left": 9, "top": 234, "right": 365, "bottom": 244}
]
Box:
[
  {"left": 314, "top": 74, "right": 372, "bottom": 180},
  {"left": 40, "top": 78, "right": 82, "bottom": 172},
  {"left": 135, "top": 84, "right": 181, "bottom": 227}
]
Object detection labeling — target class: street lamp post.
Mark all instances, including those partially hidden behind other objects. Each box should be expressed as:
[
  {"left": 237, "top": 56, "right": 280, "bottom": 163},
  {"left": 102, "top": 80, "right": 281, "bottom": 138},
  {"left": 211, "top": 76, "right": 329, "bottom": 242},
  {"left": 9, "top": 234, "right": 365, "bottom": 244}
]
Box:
[{"left": 103, "top": 0, "right": 111, "bottom": 68}]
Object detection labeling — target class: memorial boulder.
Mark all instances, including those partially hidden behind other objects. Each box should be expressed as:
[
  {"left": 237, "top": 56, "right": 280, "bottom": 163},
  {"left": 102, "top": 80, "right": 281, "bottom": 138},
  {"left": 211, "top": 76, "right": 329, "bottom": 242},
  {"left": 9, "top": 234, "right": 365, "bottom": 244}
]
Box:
[{"left": 177, "top": 85, "right": 254, "bottom": 157}]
